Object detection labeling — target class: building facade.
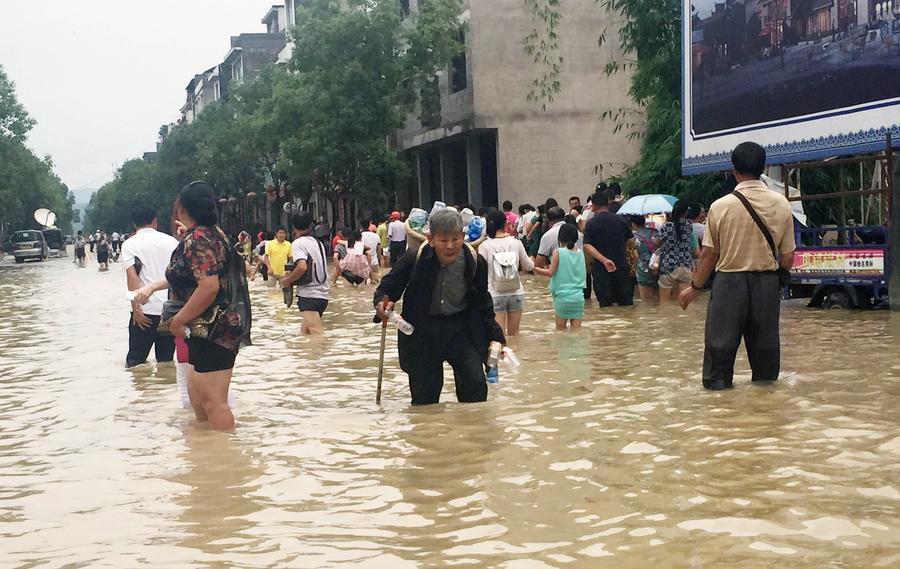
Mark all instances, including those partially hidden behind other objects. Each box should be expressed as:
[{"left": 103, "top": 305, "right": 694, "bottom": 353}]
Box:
[
  {"left": 180, "top": 7, "right": 286, "bottom": 124},
  {"left": 394, "top": 0, "right": 640, "bottom": 212}
]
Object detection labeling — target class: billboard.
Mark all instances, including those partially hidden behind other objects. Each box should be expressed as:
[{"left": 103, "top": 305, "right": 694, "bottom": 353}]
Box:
[{"left": 682, "top": 0, "right": 900, "bottom": 174}]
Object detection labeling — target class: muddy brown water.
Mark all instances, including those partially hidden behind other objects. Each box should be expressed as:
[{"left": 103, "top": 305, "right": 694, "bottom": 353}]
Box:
[{"left": 1, "top": 253, "right": 898, "bottom": 568}]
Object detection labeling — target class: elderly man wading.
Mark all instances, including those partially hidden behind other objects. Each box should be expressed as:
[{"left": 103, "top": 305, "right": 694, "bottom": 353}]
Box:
[{"left": 374, "top": 208, "right": 506, "bottom": 405}]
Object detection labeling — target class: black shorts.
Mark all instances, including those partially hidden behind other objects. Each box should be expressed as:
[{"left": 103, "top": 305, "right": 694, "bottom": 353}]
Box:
[
  {"left": 186, "top": 338, "right": 236, "bottom": 373},
  {"left": 297, "top": 296, "right": 328, "bottom": 316},
  {"left": 341, "top": 270, "right": 365, "bottom": 285},
  {"left": 75, "top": 248, "right": 86, "bottom": 259}
]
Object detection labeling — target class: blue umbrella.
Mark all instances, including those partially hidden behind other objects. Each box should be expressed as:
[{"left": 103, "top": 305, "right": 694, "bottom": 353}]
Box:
[{"left": 616, "top": 194, "right": 678, "bottom": 215}]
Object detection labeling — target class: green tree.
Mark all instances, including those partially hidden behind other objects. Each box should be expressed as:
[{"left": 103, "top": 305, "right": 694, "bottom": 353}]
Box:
[
  {"left": 524, "top": 1, "right": 722, "bottom": 203},
  {"left": 594, "top": 0, "right": 720, "bottom": 202},
  {"left": 0, "top": 65, "right": 36, "bottom": 142},
  {"left": 0, "top": 66, "right": 74, "bottom": 235},
  {"left": 285, "top": 0, "right": 464, "bottom": 217},
  {"left": 85, "top": 0, "right": 464, "bottom": 234}
]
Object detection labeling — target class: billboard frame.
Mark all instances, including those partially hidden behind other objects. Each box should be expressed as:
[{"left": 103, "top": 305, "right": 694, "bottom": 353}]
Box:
[{"left": 681, "top": 0, "right": 900, "bottom": 175}]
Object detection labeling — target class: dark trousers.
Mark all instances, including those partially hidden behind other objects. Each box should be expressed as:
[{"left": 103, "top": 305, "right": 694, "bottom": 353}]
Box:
[
  {"left": 401, "top": 316, "right": 487, "bottom": 405},
  {"left": 703, "top": 271, "right": 781, "bottom": 389},
  {"left": 584, "top": 269, "right": 592, "bottom": 300},
  {"left": 389, "top": 240, "right": 407, "bottom": 266},
  {"left": 592, "top": 265, "right": 634, "bottom": 307},
  {"left": 259, "top": 262, "right": 269, "bottom": 281},
  {"left": 127, "top": 314, "right": 176, "bottom": 368}
]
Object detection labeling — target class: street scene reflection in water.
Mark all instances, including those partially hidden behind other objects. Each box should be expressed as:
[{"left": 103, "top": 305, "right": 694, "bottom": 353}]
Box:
[{"left": 1, "top": 255, "right": 899, "bottom": 568}]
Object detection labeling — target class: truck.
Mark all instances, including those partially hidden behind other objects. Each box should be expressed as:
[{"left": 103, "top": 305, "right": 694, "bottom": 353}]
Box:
[{"left": 786, "top": 224, "right": 888, "bottom": 309}]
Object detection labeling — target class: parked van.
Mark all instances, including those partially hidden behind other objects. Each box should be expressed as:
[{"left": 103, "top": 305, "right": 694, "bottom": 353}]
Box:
[{"left": 10, "top": 230, "right": 48, "bottom": 263}]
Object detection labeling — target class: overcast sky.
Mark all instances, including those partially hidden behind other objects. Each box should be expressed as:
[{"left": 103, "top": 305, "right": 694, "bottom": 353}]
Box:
[{"left": 0, "top": 0, "right": 278, "bottom": 201}]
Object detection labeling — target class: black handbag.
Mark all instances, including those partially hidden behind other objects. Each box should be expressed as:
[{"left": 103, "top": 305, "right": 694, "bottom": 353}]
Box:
[
  {"left": 731, "top": 191, "right": 792, "bottom": 287},
  {"left": 157, "top": 300, "right": 224, "bottom": 339}
]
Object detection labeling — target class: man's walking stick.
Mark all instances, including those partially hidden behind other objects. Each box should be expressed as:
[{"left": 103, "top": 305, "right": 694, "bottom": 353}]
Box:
[{"left": 376, "top": 298, "right": 389, "bottom": 405}]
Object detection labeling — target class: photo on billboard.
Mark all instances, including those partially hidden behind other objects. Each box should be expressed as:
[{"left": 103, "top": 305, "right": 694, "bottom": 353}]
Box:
[{"left": 682, "top": 0, "right": 900, "bottom": 174}]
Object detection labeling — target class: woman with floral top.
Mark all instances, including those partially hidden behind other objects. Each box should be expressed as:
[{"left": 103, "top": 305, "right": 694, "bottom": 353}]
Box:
[
  {"left": 135, "top": 181, "right": 243, "bottom": 431},
  {"left": 654, "top": 200, "right": 700, "bottom": 302}
]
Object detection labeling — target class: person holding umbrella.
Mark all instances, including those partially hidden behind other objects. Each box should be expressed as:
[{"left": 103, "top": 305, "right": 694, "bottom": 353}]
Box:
[{"left": 373, "top": 208, "right": 505, "bottom": 405}]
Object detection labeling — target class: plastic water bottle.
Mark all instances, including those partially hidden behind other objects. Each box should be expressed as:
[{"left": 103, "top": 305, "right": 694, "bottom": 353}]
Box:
[
  {"left": 486, "top": 341, "right": 501, "bottom": 384},
  {"left": 387, "top": 310, "right": 415, "bottom": 335},
  {"left": 487, "top": 342, "right": 502, "bottom": 368},
  {"left": 430, "top": 201, "right": 447, "bottom": 216},
  {"left": 501, "top": 347, "right": 521, "bottom": 373}
]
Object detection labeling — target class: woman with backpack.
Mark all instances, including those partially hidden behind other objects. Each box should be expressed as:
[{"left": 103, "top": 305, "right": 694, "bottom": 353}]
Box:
[
  {"left": 134, "top": 181, "right": 249, "bottom": 431},
  {"left": 478, "top": 208, "right": 534, "bottom": 337}
]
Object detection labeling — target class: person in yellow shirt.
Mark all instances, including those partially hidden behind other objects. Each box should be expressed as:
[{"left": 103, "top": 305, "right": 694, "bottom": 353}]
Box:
[{"left": 263, "top": 228, "right": 293, "bottom": 287}]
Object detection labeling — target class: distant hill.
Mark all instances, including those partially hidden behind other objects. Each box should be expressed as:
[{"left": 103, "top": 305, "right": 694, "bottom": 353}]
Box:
[
  {"left": 73, "top": 201, "right": 89, "bottom": 233},
  {"left": 71, "top": 188, "right": 97, "bottom": 203}
]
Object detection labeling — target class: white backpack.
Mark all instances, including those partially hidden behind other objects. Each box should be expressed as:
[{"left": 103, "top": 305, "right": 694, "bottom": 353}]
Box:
[{"left": 491, "top": 250, "right": 520, "bottom": 293}]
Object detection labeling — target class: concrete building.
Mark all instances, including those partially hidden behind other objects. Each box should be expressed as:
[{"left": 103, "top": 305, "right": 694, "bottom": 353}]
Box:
[
  {"left": 262, "top": 5, "right": 287, "bottom": 34},
  {"left": 180, "top": 67, "right": 222, "bottom": 124},
  {"left": 394, "top": 0, "right": 640, "bottom": 212},
  {"left": 180, "top": 7, "right": 286, "bottom": 123},
  {"left": 278, "top": 1, "right": 304, "bottom": 63}
]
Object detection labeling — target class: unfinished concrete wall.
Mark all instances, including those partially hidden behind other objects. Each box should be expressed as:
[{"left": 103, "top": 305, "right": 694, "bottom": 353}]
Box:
[{"left": 468, "top": 0, "right": 640, "bottom": 208}]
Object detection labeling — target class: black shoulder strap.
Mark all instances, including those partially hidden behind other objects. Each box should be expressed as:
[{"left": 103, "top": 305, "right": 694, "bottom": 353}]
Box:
[{"left": 731, "top": 191, "right": 778, "bottom": 261}]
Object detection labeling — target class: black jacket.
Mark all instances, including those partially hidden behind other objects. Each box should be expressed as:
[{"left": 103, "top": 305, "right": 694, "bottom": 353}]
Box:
[{"left": 373, "top": 244, "right": 505, "bottom": 364}]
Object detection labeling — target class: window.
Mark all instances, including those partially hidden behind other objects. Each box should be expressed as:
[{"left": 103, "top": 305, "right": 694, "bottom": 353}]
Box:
[
  {"left": 450, "top": 29, "right": 467, "bottom": 93},
  {"left": 420, "top": 76, "right": 441, "bottom": 129},
  {"left": 12, "top": 231, "right": 42, "bottom": 243}
]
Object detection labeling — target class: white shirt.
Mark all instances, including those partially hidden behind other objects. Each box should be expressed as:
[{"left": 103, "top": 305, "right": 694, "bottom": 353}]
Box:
[
  {"left": 111, "top": 232, "right": 120, "bottom": 242},
  {"left": 478, "top": 236, "right": 535, "bottom": 297},
  {"left": 518, "top": 211, "right": 537, "bottom": 237},
  {"left": 692, "top": 222, "right": 706, "bottom": 243},
  {"left": 538, "top": 221, "right": 583, "bottom": 259},
  {"left": 388, "top": 220, "right": 407, "bottom": 242},
  {"left": 121, "top": 227, "right": 179, "bottom": 316},
  {"left": 361, "top": 231, "right": 381, "bottom": 265},
  {"left": 291, "top": 235, "right": 331, "bottom": 300}
]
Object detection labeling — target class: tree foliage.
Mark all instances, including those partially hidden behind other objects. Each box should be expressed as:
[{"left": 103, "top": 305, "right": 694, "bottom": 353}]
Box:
[
  {"left": 595, "top": 0, "right": 721, "bottom": 203},
  {"left": 85, "top": 0, "right": 464, "bottom": 233},
  {"left": 0, "top": 66, "right": 36, "bottom": 142},
  {"left": 286, "top": 0, "right": 463, "bottom": 212},
  {"left": 0, "top": 65, "right": 74, "bottom": 235}
]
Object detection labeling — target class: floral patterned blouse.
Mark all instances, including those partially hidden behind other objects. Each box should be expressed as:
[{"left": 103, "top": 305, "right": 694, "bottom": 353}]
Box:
[{"left": 166, "top": 226, "right": 243, "bottom": 354}]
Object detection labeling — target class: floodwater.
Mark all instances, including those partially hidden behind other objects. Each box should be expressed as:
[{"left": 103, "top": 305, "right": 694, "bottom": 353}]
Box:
[{"left": 1, "top": 251, "right": 899, "bottom": 569}]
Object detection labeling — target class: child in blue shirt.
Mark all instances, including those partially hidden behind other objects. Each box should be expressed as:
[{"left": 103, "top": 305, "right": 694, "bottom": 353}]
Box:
[{"left": 534, "top": 223, "right": 586, "bottom": 330}]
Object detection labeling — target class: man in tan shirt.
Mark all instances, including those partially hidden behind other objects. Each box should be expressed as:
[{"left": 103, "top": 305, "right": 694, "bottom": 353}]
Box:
[{"left": 680, "top": 142, "right": 796, "bottom": 389}]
